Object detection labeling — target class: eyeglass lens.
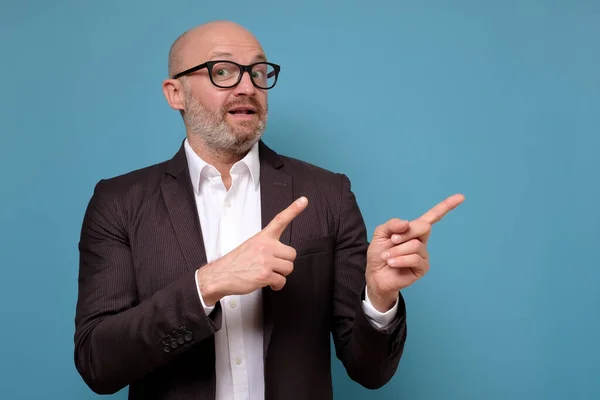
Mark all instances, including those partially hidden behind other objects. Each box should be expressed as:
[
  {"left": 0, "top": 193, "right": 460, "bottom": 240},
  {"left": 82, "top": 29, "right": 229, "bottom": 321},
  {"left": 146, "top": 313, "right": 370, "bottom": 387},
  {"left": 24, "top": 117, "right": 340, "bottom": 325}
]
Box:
[{"left": 211, "top": 62, "right": 276, "bottom": 88}]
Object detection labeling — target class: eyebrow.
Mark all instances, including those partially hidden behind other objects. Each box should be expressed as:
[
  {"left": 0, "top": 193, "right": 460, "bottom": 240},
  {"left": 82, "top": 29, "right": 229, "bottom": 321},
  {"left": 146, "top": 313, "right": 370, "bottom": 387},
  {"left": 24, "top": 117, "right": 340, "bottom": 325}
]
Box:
[{"left": 208, "top": 52, "right": 267, "bottom": 62}]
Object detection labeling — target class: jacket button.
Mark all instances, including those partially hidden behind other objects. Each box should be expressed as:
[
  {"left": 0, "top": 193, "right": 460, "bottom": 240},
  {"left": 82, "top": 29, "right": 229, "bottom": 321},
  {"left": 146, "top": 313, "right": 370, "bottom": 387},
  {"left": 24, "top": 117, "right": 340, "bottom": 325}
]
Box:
[
  {"left": 184, "top": 331, "right": 192, "bottom": 342},
  {"left": 163, "top": 346, "right": 171, "bottom": 353}
]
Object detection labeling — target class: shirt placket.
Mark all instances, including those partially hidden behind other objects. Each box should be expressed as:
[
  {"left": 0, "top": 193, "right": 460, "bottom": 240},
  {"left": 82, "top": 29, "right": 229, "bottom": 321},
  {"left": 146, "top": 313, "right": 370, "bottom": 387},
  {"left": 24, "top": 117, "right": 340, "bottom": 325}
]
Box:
[{"left": 219, "top": 174, "right": 249, "bottom": 400}]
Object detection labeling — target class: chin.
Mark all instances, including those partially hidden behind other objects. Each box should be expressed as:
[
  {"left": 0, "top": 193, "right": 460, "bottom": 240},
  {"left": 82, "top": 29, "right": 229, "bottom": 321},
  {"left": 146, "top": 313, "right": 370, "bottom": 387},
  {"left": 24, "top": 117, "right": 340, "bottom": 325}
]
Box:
[
  {"left": 233, "top": 122, "right": 265, "bottom": 139},
  {"left": 237, "top": 130, "right": 263, "bottom": 147},
  {"left": 220, "top": 128, "right": 260, "bottom": 153}
]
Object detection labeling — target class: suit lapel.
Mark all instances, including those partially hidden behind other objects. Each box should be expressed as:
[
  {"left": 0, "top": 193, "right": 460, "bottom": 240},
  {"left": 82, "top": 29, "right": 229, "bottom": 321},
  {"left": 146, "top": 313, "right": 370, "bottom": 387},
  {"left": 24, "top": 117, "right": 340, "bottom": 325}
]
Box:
[
  {"left": 161, "top": 140, "right": 290, "bottom": 359},
  {"left": 161, "top": 142, "right": 208, "bottom": 272},
  {"left": 259, "top": 141, "right": 293, "bottom": 359}
]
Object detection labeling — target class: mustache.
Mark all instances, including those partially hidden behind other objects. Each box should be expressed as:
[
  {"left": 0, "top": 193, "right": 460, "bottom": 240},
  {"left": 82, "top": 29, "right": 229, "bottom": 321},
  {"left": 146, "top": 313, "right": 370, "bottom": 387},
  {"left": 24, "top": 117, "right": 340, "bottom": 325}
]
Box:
[{"left": 222, "top": 98, "right": 265, "bottom": 115}]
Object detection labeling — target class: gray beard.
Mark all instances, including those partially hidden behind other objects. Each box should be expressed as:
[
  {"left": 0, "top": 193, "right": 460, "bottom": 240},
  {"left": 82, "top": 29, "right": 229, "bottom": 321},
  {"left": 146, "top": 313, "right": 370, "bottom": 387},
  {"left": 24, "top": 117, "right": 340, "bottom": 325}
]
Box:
[{"left": 183, "top": 87, "right": 266, "bottom": 157}]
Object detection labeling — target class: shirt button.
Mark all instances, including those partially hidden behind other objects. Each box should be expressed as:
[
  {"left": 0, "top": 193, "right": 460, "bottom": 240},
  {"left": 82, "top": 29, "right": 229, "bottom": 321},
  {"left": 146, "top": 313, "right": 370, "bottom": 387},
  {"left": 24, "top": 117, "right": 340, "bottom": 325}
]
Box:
[
  {"left": 229, "top": 300, "right": 237, "bottom": 309},
  {"left": 224, "top": 200, "right": 231, "bottom": 208},
  {"left": 235, "top": 357, "right": 242, "bottom": 365}
]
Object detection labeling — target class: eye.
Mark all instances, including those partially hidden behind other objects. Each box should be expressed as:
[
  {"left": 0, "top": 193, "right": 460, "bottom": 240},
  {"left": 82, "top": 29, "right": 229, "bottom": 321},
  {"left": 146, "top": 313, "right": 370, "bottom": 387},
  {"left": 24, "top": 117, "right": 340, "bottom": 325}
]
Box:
[{"left": 211, "top": 62, "right": 240, "bottom": 82}]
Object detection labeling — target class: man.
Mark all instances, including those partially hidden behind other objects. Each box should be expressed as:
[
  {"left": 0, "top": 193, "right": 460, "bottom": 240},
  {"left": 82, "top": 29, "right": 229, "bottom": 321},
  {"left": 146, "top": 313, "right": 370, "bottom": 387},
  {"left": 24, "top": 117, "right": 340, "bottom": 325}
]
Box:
[{"left": 74, "top": 20, "right": 464, "bottom": 400}]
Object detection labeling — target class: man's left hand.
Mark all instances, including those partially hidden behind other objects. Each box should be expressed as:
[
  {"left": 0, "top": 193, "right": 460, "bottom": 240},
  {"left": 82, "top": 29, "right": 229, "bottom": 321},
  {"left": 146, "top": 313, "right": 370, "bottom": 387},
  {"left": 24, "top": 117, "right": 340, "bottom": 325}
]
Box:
[{"left": 365, "top": 194, "right": 465, "bottom": 312}]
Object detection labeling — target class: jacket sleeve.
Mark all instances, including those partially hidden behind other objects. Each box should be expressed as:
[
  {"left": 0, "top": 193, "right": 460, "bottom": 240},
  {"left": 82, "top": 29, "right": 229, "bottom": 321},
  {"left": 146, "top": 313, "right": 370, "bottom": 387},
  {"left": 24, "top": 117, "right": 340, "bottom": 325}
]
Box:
[
  {"left": 329, "top": 173, "right": 407, "bottom": 389},
  {"left": 74, "top": 180, "right": 222, "bottom": 394}
]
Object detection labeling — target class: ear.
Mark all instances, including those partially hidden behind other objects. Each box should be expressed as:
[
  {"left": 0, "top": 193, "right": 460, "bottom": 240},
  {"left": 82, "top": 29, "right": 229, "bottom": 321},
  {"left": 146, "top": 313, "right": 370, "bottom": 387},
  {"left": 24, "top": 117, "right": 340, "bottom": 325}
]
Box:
[{"left": 162, "top": 78, "right": 185, "bottom": 111}]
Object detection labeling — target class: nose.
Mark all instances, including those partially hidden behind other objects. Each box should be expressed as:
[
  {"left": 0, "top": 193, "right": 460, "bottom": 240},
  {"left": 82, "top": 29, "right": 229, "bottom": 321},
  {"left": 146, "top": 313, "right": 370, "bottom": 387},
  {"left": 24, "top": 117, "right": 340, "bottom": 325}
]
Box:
[{"left": 233, "top": 71, "right": 257, "bottom": 96}]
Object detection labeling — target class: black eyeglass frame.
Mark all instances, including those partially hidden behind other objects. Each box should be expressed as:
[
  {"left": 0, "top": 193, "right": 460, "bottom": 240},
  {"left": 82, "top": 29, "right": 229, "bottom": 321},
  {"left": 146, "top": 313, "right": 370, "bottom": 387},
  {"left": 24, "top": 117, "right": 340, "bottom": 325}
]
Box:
[{"left": 172, "top": 60, "right": 281, "bottom": 89}]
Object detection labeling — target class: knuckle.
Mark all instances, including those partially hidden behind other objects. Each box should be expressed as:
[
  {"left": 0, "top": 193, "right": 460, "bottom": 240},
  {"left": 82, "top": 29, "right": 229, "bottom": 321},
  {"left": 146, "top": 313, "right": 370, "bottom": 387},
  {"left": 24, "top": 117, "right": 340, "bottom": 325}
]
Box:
[
  {"left": 412, "top": 221, "right": 430, "bottom": 236},
  {"left": 285, "top": 261, "right": 294, "bottom": 275},
  {"left": 412, "top": 239, "right": 424, "bottom": 251},
  {"left": 257, "top": 267, "right": 270, "bottom": 282},
  {"left": 423, "top": 259, "right": 430, "bottom": 272},
  {"left": 276, "top": 277, "right": 287, "bottom": 290},
  {"left": 385, "top": 247, "right": 396, "bottom": 258},
  {"left": 274, "top": 212, "right": 286, "bottom": 225},
  {"left": 422, "top": 221, "right": 432, "bottom": 232},
  {"left": 394, "top": 218, "right": 408, "bottom": 228},
  {"left": 401, "top": 255, "right": 414, "bottom": 266}
]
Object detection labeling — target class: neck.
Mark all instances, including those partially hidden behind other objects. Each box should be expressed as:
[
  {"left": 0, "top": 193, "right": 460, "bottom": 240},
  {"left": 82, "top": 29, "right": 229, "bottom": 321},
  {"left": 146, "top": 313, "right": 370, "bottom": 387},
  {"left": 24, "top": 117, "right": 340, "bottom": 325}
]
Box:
[{"left": 187, "top": 134, "right": 249, "bottom": 190}]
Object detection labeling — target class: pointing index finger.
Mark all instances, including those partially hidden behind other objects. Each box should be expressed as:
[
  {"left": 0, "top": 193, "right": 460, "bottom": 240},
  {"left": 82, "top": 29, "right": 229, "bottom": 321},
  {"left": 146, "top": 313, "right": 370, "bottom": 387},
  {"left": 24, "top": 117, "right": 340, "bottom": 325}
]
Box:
[
  {"left": 418, "top": 194, "right": 465, "bottom": 225},
  {"left": 264, "top": 196, "right": 308, "bottom": 239}
]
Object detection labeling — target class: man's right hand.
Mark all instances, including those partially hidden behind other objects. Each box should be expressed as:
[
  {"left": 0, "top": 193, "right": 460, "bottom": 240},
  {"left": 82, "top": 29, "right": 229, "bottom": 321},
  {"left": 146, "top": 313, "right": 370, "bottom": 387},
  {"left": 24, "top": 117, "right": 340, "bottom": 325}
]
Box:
[{"left": 197, "top": 196, "right": 309, "bottom": 306}]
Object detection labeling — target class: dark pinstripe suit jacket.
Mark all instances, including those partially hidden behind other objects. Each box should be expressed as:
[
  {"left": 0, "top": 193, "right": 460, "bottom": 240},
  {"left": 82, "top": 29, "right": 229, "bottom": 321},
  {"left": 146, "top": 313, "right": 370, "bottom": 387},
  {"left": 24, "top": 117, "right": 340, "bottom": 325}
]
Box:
[{"left": 74, "top": 140, "right": 407, "bottom": 399}]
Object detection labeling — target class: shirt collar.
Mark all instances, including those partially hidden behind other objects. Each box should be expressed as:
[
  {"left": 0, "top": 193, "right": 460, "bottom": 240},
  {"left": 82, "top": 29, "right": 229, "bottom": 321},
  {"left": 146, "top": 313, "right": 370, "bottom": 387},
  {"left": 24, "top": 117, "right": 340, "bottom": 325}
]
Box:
[{"left": 184, "top": 138, "right": 260, "bottom": 193}]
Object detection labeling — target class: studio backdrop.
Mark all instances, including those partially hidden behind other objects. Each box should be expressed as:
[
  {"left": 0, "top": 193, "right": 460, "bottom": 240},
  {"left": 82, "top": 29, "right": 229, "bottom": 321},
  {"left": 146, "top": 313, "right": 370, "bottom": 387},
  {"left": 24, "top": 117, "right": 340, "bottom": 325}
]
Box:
[{"left": 1, "top": 1, "right": 599, "bottom": 399}]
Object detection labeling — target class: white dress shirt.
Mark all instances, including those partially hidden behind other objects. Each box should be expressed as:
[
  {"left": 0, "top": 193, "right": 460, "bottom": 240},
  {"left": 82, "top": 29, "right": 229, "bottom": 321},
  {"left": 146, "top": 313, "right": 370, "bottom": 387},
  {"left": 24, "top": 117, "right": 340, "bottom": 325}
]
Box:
[{"left": 184, "top": 138, "right": 398, "bottom": 400}]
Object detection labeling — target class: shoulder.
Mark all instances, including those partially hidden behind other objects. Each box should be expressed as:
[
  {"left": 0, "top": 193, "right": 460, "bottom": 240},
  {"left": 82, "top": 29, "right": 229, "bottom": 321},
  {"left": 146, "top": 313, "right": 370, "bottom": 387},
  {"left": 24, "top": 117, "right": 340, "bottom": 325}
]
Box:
[
  {"left": 282, "top": 154, "right": 343, "bottom": 180},
  {"left": 274, "top": 150, "right": 352, "bottom": 195},
  {"left": 259, "top": 139, "right": 346, "bottom": 186},
  {"left": 270, "top": 148, "right": 366, "bottom": 241},
  {"left": 81, "top": 158, "right": 173, "bottom": 230},
  {"left": 258, "top": 140, "right": 356, "bottom": 208},
  {"left": 91, "top": 159, "right": 170, "bottom": 200}
]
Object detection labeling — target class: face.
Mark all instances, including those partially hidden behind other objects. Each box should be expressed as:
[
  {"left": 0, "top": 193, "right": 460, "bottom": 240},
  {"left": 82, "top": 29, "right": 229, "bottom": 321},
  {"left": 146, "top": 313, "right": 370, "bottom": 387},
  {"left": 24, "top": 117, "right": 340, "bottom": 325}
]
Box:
[{"left": 176, "top": 28, "right": 269, "bottom": 156}]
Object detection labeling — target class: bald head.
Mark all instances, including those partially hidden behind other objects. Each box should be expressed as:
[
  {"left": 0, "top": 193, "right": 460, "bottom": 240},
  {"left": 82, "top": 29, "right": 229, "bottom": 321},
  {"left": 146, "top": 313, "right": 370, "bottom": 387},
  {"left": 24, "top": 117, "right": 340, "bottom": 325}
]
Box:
[
  {"left": 168, "top": 21, "right": 264, "bottom": 78},
  {"left": 162, "top": 20, "right": 271, "bottom": 158}
]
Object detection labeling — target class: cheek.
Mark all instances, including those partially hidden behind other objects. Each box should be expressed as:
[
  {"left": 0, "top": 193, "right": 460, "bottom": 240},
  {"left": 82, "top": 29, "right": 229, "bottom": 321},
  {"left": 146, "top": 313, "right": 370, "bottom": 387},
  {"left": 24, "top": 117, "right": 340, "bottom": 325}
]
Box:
[
  {"left": 188, "top": 81, "right": 229, "bottom": 111},
  {"left": 200, "top": 92, "right": 229, "bottom": 113},
  {"left": 258, "top": 93, "right": 268, "bottom": 111}
]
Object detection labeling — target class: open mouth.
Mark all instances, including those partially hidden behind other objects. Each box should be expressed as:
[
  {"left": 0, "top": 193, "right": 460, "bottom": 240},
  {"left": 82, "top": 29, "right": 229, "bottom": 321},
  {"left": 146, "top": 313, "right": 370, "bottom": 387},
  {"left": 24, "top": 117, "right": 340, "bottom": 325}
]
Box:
[{"left": 228, "top": 107, "right": 257, "bottom": 115}]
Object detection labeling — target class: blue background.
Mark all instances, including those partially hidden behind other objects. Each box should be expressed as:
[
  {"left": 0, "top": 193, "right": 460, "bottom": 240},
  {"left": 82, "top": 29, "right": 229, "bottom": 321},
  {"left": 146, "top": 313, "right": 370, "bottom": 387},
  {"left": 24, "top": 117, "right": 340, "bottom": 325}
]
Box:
[{"left": 1, "top": 0, "right": 599, "bottom": 399}]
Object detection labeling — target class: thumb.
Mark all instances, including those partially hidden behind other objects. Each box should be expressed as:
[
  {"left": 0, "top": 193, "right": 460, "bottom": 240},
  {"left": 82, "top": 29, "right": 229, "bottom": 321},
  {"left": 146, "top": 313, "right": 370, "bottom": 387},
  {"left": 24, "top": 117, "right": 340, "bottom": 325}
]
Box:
[
  {"left": 263, "top": 196, "right": 308, "bottom": 239},
  {"left": 373, "top": 218, "right": 410, "bottom": 239}
]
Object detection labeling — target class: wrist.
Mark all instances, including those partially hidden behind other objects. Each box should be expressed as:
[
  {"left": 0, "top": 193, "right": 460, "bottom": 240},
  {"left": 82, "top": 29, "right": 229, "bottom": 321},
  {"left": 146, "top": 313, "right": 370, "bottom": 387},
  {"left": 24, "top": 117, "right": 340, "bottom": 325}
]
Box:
[
  {"left": 196, "top": 265, "right": 223, "bottom": 307},
  {"left": 366, "top": 285, "right": 397, "bottom": 313}
]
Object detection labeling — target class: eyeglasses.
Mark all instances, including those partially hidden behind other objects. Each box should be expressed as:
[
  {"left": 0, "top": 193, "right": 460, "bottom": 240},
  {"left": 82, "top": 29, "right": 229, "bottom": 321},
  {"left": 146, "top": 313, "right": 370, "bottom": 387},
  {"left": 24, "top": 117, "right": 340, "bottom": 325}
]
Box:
[{"left": 172, "top": 60, "right": 281, "bottom": 90}]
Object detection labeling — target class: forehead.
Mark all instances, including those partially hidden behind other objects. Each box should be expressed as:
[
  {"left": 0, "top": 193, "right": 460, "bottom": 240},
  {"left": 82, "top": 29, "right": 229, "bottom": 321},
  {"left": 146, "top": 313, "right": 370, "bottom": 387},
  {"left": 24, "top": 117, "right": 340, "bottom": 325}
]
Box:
[
  {"left": 206, "top": 42, "right": 266, "bottom": 63},
  {"left": 184, "top": 28, "right": 266, "bottom": 65}
]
